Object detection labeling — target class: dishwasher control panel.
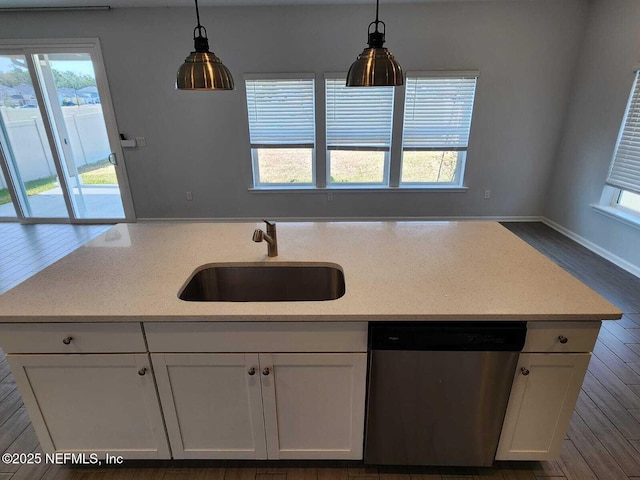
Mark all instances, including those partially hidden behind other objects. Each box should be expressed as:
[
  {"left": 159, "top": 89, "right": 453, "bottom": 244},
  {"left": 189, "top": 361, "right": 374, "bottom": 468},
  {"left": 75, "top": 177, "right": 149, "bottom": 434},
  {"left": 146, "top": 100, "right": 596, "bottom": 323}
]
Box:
[{"left": 369, "top": 321, "right": 527, "bottom": 351}]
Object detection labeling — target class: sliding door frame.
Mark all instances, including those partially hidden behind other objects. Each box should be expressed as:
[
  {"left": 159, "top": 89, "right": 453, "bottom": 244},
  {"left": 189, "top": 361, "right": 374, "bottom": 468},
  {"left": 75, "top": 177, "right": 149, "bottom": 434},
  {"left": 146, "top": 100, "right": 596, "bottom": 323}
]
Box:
[{"left": 0, "top": 38, "right": 136, "bottom": 224}]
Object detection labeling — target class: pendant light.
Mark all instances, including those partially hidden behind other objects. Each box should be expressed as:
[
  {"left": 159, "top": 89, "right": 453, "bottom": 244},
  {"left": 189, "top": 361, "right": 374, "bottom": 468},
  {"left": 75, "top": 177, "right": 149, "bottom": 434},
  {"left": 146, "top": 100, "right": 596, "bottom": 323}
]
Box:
[
  {"left": 346, "top": 0, "right": 403, "bottom": 87},
  {"left": 176, "top": 0, "right": 234, "bottom": 91}
]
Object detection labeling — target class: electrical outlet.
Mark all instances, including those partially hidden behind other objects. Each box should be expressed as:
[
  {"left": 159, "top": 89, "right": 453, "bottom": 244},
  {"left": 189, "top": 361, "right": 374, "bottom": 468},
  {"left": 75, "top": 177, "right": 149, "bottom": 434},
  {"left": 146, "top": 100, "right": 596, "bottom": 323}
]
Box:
[
  {"left": 135, "top": 137, "right": 147, "bottom": 147},
  {"left": 186, "top": 191, "right": 193, "bottom": 201},
  {"left": 328, "top": 192, "right": 334, "bottom": 201},
  {"left": 484, "top": 189, "right": 491, "bottom": 199}
]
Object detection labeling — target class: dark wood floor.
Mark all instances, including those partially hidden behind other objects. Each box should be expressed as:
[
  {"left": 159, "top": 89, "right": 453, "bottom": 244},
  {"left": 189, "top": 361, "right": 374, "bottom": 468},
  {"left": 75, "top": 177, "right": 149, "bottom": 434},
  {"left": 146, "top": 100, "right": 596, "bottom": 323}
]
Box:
[
  {"left": 502, "top": 222, "right": 640, "bottom": 314},
  {"left": 0, "top": 221, "right": 639, "bottom": 479}
]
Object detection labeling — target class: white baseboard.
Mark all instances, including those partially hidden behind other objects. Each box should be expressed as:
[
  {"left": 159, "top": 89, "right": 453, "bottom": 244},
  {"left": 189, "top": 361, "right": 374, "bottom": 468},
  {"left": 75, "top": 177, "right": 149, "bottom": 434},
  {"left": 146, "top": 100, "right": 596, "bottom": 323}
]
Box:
[
  {"left": 137, "top": 215, "right": 545, "bottom": 223},
  {"left": 542, "top": 217, "right": 640, "bottom": 279}
]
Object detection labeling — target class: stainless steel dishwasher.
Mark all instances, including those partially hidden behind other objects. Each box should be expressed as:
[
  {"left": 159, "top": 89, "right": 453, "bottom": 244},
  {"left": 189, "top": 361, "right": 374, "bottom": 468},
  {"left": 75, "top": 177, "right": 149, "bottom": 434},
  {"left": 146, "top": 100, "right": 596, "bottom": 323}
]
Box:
[{"left": 364, "top": 321, "right": 527, "bottom": 466}]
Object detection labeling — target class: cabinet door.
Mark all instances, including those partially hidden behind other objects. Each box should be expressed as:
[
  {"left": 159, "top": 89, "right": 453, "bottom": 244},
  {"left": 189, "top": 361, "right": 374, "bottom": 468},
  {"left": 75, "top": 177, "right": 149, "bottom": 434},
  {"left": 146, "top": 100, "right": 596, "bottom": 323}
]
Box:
[
  {"left": 496, "top": 353, "right": 591, "bottom": 460},
  {"left": 152, "top": 354, "right": 267, "bottom": 459},
  {"left": 7, "top": 354, "right": 170, "bottom": 459},
  {"left": 260, "top": 353, "right": 367, "bottom": 460}
]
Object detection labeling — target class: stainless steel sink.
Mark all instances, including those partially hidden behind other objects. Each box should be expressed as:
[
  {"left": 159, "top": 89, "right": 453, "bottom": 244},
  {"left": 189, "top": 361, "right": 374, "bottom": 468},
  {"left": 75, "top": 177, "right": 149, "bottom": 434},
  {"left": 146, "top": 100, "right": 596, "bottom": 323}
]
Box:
[{"left": 179, "top": 263, "right": 346, "bottom": 302}]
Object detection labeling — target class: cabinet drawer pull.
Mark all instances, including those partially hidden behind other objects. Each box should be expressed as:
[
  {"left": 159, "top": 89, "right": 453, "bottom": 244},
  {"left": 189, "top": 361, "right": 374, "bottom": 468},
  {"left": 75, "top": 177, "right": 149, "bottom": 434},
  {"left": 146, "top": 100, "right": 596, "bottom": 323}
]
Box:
[
  {"left": 138, "top": 367, "right": 148, "bottom": 376},
  {"left": 62, "top": 336, "right": 73, "bottom": 345},
  {"left": 558, "top": 335, "right": 568, "bottom": 344},
  {"left": 262, "top": 367, "right": 270, "bottom": 376},
  {"left": 248, "top": 367, "right": 256, "bottom": 376},
  {"left": 520, "top": 367, "right": 530, "bottom": 376}
]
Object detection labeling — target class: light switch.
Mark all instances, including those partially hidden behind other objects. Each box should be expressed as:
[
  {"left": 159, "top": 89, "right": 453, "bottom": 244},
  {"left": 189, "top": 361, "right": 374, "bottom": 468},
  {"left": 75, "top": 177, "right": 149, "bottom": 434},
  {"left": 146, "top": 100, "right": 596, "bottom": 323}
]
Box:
[{"left": 135, "top": 137, "right": 147, "bottom": 147}]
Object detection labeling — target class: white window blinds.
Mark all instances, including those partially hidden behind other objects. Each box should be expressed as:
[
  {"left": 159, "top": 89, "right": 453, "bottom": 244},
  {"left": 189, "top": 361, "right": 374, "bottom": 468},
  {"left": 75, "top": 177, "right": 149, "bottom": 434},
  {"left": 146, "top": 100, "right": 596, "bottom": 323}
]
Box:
[
  {"left": 608, "top": 71, "right": 640, "bottom": 195},
  {"left": 245, "top": 78, "right": 315, "bottom": 148},
  {"left": 402, "top": 75, "right": 477, "bottom": 151},
  {"left": 325, "top": 78, "right": 394, "bottom": 150}
]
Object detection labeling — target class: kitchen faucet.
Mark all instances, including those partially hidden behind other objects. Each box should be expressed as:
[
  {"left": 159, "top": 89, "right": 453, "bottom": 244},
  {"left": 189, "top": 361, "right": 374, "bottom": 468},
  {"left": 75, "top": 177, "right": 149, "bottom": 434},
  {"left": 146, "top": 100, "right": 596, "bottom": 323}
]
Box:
[{"left": 252, "top": 220, "right": 278, "bottom": 257}]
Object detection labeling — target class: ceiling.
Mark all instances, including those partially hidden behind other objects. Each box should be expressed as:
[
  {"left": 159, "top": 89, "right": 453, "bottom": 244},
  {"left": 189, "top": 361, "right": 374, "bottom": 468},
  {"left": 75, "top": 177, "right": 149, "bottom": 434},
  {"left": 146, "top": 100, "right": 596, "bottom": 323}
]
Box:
[{"left": 0, "top": 0, "right": 530, "bottom": 8}]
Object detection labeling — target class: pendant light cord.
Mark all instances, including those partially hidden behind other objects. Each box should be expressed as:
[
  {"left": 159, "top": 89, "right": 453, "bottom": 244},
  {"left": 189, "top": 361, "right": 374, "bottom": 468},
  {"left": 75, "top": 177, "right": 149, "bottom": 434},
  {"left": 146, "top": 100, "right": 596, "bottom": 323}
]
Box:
[
  {"left": 375, "top": 0, "right": 379, "bottom": 26},
  {"left": 367, "top": 0, "right": 384, "bottom": 45},
  {"left": 193, "top": 0, "right": 206, "bottom": 40},
  {"left": 370, "top": 0, "right": 383, "bottom": 36},
  {"left": 191, "top": 0, "right": 209, "bottom": 51},
  {"left": 195, "top": 0, "right": 201, "bottom": 28}
]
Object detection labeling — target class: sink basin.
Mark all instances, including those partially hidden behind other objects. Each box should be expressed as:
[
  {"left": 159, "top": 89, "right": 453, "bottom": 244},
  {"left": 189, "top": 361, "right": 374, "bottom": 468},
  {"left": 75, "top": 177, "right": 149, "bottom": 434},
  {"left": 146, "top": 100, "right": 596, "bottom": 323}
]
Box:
[{"left": 179, "top": 263, "right": 346, "bottom": 302}]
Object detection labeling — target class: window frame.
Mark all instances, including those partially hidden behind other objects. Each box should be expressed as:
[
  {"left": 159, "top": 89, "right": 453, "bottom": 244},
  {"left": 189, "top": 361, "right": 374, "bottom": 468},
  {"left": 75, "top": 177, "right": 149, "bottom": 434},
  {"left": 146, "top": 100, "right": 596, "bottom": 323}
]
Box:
[
  {"left": 326, "top": 149, "right": 391, "bottom": 187},
  {"left": 245, "top": 71, "right": 479, "bottom": 192},
  {"left": 595, "top": 70, "right": 640, "bottom": 229},
  {"left": 399, "top": 150, "right": 467, "bottom": 187},
  {"left": 250, "top": 147, "right": 316, "bottom": 188},
  {"left": 324, "top": 73, "right": 395, "bottom": 187},
  {"left": 399, "top": 71, "right": 478, "bottom": 188},
  {"left": 244, "top": 73, "right": 316, "bottom": 188},
  {"left": 594, "top": 185, "right": 640, "bottom": 231},
  {"left": 617, "top": 189, "right": 640, "bottom": 214}
]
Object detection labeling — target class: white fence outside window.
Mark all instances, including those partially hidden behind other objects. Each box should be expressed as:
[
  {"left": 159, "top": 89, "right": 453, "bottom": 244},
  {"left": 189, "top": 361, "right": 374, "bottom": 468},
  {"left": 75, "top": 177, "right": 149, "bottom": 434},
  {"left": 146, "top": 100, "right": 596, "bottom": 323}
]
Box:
[{"left": 0, "top": 105, "right": 109, "bottom": 189}]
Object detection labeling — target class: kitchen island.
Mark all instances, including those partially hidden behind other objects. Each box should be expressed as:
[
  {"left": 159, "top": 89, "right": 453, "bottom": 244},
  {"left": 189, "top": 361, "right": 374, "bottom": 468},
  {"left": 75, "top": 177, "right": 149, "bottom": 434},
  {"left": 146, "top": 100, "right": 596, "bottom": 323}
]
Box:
[{"left": 0, "top": 222, "right": 622, "bottom": 464}]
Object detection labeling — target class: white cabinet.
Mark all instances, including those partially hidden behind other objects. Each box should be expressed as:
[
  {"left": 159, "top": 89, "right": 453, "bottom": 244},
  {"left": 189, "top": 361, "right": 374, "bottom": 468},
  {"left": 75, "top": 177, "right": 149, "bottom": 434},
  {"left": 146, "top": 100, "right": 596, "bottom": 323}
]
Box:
[
  {"left": 147, "top": 321, "right": 368, "bottom": 461},
  {"left": 496, "top": 321, "right": 599, "bottom": 461},
  {"left": 152, "top": 353, "right": 267, "bottom": 459},
  {"left": 7, "top": 353, "right": 170, "bottom": 459},
  {"left": 152, "top": 352, "right": 367, "bottom": 460},
  {"left": 496, "top": 353, "right": 590, "bottom": 460},
  {"left": 261, "top": 353, "right": 367, "bottom": 460}
]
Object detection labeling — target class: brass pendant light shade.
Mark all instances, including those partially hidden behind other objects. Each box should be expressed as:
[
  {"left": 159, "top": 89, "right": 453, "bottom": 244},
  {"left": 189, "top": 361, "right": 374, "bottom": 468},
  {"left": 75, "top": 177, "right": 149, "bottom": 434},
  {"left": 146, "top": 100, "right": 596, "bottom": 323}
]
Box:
[
  {"left": 176, "top": 0, "right": 234, "bottom": 91},
  {"left": 346, "top": 0, "right": 403, "bottom": 87}
]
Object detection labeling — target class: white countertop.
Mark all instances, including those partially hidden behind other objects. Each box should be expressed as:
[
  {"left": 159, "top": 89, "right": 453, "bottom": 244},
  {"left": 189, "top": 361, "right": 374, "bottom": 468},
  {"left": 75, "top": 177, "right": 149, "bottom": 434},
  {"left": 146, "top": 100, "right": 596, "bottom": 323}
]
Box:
[{"left": 0, "top": 221, "right": 622, "bottom": 322}]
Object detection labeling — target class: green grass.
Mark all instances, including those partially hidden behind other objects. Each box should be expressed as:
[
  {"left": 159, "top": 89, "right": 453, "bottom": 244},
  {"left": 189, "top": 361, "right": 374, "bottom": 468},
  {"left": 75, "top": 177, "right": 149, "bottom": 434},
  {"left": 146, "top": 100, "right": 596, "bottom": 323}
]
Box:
[
  {"left": 257, "top": 149, "right": 313, "bottom": 184},
  {"left": 400, "top": 151, "right": 458, "bottom": 183},
  {"left": 0, "top": 159, "right": 118, "bottom": 206},
  {"left": 0, "top": 187, "right": 11, "bottom": 206},
  {"left": 255, "top": 149, "right": 459, "bottom": 184},
  {"left": 78, "top": 159, "right": 118, "bottom": 185},
  {"left": 0, "top": 175, "right": 58, "bottom": 206},
  {"left": 329, "top": 151, "right": 386, "bottom": 183}
]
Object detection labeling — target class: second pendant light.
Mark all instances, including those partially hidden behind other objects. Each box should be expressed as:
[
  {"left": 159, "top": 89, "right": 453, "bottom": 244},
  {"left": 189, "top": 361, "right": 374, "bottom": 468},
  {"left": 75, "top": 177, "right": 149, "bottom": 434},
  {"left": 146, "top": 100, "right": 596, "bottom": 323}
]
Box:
[
  {"left": 176, "top": 0, "right": 234, "bottom": 91},
  {"left": 346, "top": 0, "right": 403, "bottom": 87}
]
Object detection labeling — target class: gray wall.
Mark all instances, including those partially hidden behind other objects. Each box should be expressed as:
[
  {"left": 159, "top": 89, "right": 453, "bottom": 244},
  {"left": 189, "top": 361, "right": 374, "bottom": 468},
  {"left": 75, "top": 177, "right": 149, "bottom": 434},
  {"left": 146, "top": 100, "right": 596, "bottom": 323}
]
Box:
[
  {"left": 545, "top": 0, "right": 640, "bottom": 271},
  {"left": 0, "top": 0, "right": 588, "bottom": 219}
]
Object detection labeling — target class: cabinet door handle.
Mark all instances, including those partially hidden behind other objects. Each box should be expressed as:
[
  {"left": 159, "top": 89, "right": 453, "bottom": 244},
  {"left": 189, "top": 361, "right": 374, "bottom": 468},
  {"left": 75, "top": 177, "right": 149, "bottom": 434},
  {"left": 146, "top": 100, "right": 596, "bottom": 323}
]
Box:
[
  {"left": 138, "top": 367, "right": 148, "bottom": 376},
  {"left": 558, "top": 335, "right": 568, "bottom": 344},
  {"left": 62, "top": 336, "right": 73, "bottom": 345},
  {"left": 248, "top": 367, "right": 256, "bottom": 376},
  {"left": 262, "top": 367, "right": 270, "bottom": 376},
  {"left": 520, "top": 367, "right": 530, "bottom": 376}
]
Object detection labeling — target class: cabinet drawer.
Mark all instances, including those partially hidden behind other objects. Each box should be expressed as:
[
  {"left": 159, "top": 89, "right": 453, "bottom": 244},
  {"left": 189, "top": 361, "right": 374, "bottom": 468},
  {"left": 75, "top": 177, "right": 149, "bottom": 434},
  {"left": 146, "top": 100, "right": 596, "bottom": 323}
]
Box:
[
  {"left": 523, "top": 322, "right": 601, "bottom": 353},
  {"left": 145, "top": 322, "right": 368, "bottom": 353},
  {"left": 0, "top": 323, "right": 146, "bottom": 353}
]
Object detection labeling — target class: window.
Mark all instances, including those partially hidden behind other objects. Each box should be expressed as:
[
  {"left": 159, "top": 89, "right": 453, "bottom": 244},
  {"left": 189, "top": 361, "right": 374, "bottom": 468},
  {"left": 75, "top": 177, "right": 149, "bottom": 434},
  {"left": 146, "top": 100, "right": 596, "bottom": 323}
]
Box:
[
  {"left": 245, "top": 76, "right": 315, "bottom": 185},
  {"left": 401, "top": 74, "right": 477, "bottom": 185},
  {"left": 325, "top": 77, "right": 394, "bottom": 185},
  {"left": 0, "top": 40, "right": 133, "bottom": 221},
  {"left": 618, "top": 190, "right": 640, "bottom": 213},
  {"left": 244, "top": 72, "right": 479, "bottom": 190},
  {"left": 604, "top": 71, "right": 640, "bottom": 218}
]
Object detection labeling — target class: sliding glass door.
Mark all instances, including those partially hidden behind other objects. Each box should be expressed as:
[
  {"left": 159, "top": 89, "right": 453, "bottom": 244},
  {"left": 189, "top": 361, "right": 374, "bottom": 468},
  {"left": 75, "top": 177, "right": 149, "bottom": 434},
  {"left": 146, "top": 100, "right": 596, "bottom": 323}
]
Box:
[
  {"left": 0, "top": 40, "right": 134, "bottom": 223},
  {"left": 0, "top": 54, "right": 69, "bottom": 219},
  {"left": 0, "top": 160, "right": 16, "bottom": 219}
]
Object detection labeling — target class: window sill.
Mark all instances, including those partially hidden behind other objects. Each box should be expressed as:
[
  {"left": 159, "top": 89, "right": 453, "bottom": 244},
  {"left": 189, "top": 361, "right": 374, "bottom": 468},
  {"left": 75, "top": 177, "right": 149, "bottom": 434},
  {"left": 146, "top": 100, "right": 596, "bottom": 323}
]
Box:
[
  {"left": 249, "top": 186, "right": 469, "bottom": 193},
  {"left": 591, "top": 204, "right": 640, "bottom": 231}
]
